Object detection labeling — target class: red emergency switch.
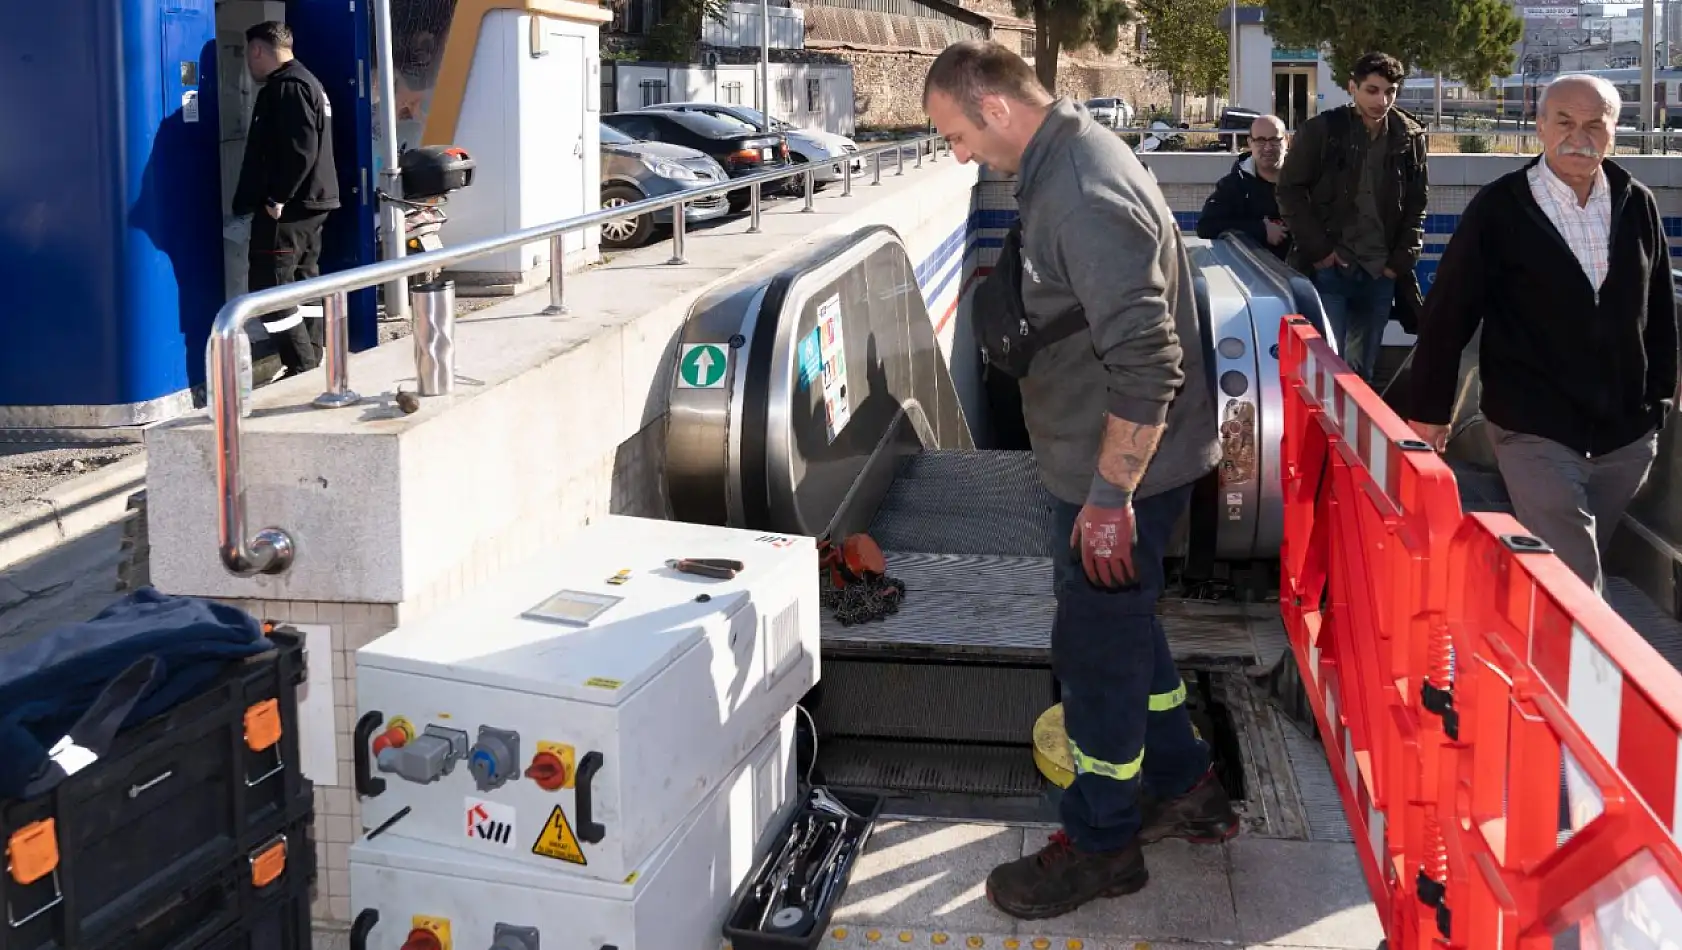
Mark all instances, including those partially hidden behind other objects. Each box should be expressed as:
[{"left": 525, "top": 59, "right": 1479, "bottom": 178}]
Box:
[
  {"left": 524, "top": 751, "right": 569, "bottom": 791},
  {"left": 401, "top": 929, "right": 443, "bottom": 950},
  {"left": 371, "top": 726, "right": 409, "bottom": 756}
]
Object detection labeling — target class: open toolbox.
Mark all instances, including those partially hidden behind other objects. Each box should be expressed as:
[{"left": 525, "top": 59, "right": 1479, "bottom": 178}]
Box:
[{"left": 721, "top": 787, "right": 883, "bottom": 949}]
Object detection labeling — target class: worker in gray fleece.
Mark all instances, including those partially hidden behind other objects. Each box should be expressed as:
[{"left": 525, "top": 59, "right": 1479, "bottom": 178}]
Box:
[{"left": 924, "top": 41, "right": 1232, "bottom": 920}]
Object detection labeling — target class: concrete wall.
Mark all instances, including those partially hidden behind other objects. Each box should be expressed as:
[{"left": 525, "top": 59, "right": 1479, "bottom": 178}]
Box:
[
  {"left": 1139, "top": 152, "right": 1682, "bottom": 296},
  {"left": 143, "top": 154, "right": 978, "bottom": 932}
]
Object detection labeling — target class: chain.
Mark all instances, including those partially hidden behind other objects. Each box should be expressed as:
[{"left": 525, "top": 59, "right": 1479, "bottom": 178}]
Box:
[{"left": 820, "top": 570, "right": 907, "bottom": 626}]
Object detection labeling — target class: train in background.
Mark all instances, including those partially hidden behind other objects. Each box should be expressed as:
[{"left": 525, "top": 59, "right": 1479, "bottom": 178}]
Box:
[{"left": 1400, "top": 67, "right": 1682, "bottom": 127}]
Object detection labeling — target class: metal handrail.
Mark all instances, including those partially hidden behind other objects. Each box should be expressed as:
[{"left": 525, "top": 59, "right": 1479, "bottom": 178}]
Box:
[{"left": 210, "top": 132, "right": 948, "bottom": 576}]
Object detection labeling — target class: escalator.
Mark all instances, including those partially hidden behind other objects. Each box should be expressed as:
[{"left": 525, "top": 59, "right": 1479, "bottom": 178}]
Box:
[{"left": 664, "top": 222, "right": 1341, "bottom": 820}]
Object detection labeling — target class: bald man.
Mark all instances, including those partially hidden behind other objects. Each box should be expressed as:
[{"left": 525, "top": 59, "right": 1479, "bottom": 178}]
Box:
[
  {"left": 1196, "top": 115, "right": 1291, "bottom": 258},
  {"left": 1408, "top": 74, "right": 1678, "bottom": 593}
]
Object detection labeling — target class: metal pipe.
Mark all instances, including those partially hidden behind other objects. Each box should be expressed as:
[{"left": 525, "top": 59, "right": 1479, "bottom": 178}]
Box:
[
  {"left": 206, "top": 134, "right": 938, "bottom": 576},
  {"left": 669, "top": 201, "right": 688, "bottom": 264},
  {"left": 749, "top": 182, "right": 762, "bottom": 233},
  {"left": 312, "top": 292, "right": 361, "bottom": 409},
  {"left": 896, "top": 146, "right": 905, "bottom": 175},
  {"left": 803, "top": 169, "right": 815, "bottom": 211},
  {"left": 373, "top": 0, "right": 408, "bottom": 325},
  {"left": 545, "top": 235, "right": 568, "bottom": 314},
  {"left": 843, "top": 159, "right": 852, "bottom": 196},
  {"left": 916, "top": 142, "right": 924, "bottom": 168},
  {"left": 872, "top": 152, "right": 882, "bottom": 185},
  {"left": 412, "top": 279, "right": 456, "bottom": 396}
]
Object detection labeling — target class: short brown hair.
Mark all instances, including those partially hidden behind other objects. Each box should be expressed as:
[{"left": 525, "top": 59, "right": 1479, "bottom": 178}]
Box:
[
  {"left": 1350, "top": 52, "right": 1404, "bottom": 86},
  {"left": 246, "top": 21, "right": 294, "bottom": 52},
  {"left": 923, "top": 40, "right": 1049, "bottom": 126}
]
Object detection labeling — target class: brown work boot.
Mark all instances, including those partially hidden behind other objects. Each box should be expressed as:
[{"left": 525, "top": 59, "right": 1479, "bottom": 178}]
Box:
[
  {"left": 1139, "top": 768, "right": 1240, "bottom": 845},
  {"left": 984, "top": 831, "right": 1149, "bottom": 920}
]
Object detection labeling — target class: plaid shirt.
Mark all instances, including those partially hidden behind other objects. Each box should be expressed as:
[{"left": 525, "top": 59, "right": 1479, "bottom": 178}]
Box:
[{"left": 1528, "top": 157, "right": 1612, "bottom": 293}]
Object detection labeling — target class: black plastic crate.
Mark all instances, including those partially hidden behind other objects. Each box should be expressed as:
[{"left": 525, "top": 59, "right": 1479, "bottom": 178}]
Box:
[
  {"left": 2, "top": 630, "right": 312, "bottom": 950},
  {"left": 723, "top": 788, "right": 884, "bottom": 950}
]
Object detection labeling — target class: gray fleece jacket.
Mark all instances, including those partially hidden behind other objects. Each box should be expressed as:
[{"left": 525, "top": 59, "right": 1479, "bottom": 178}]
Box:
[{"left": 1013, "top": 99, "right": 1220, "bottom": 504}]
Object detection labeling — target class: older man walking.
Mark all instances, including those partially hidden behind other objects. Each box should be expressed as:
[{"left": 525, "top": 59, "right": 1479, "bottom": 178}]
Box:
[{"left": 1408, "top": 74, "right": 1678, "bottom": 592}]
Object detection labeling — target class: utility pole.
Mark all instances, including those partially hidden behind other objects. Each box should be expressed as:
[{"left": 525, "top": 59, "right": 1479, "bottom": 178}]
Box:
[
  {"left": 1434, "top": 72, "right": 1443, "bottom": 126},
  {"left": 759, "top": 0, "right": 772, "bottom": 132},
  {"left": 1227, "top": 0, "right": 1238, "bottom": 108},
  {"left": 1643, "top": 0, "right": 1656, "bottom": 152}
]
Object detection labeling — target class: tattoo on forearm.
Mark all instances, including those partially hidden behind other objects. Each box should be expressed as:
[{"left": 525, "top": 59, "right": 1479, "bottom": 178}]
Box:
[{"left": 1096, "top": 415, "right": 1164, "bottom": 492}]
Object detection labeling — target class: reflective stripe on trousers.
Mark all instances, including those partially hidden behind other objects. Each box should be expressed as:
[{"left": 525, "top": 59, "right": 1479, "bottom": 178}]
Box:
[{"left": 1067, "top": 680, "right": 1189, "bottom": 781}]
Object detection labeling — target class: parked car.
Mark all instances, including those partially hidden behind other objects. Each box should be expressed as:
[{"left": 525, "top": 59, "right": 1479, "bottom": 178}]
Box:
[
  {"left": 641, "top": 102, "right": 860, "bottom": 185},
  {"left": 1084, "top": 97, "right": 1134, "bottom": 129},
  {"left": 597, "top": 122, "right": 731, "bottom": 250},
  {"left": 601, "top": 110, "right": 793, "bottom": 212}
]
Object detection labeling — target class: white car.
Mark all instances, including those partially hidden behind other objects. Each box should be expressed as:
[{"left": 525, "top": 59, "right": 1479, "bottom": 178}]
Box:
[
  {"left": 643, "top": 102, "right": 861, "bottom": 184},
  {"left": 1084, "top": 97, "right": 1135, "bottom": 129}
]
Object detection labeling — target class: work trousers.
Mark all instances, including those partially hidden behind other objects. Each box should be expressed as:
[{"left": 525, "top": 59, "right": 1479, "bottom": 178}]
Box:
[
  {"left": 1052, "top": 483, "right": 1211, "bottom": 853},
  {"left": 1486, "top": 422, "right": 1659, "bottom": 594},
  {"left": 249, "top": 211, "right": 330, "bottom": 375},
  {"left": 1312, "top": 264, "right": 1394, "bottom": 382}
]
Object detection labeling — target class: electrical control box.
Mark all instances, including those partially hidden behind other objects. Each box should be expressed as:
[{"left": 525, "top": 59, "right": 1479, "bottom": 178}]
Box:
[
  {"left": 353, "top": 515, "right": 819, "bottom": 883},
  {"left": 349, "top": 710, "right": 798, "bottom": 950}
]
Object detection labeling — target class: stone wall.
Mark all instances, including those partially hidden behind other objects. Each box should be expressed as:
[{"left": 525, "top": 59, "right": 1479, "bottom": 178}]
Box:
[{"left": 844, "top": 49, "right": 942, "bottom": 127}]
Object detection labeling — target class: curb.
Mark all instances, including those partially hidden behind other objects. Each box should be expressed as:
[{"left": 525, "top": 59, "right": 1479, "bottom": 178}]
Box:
[{"left": 0, "top": 453, "right": 148, "bottom": 573}]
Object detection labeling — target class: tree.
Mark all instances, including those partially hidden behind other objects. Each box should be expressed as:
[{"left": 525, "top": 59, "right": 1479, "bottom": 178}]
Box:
[
  {"left": 1136, "top": 0, "right": 1231, "bottom": 100},
  {"left": 1262, "top": 0, "right": 1522, "bottom": 87},
  {"left": 1011, "top": 0, "right": 1135, "bottom": 92}
]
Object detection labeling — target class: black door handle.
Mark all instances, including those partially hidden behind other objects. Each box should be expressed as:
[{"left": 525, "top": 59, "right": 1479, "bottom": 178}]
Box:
[
  {"left": 576, "top": 751, "right": 606, "bottom": 844},
  {"left": 354, "top": 711, "right": 386, "bottom": 797}
]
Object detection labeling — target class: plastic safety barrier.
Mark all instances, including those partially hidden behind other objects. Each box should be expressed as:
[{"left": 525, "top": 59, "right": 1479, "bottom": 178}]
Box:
[
  {"left": 1442, "top": 513, "right": 1682, "bottom": 949},
  {"left": 1278, "top": 316, "right": 1466, "bottom": 949},
  {"left": 1277, "top": 315, "right": 1682, "bottom": 950}
]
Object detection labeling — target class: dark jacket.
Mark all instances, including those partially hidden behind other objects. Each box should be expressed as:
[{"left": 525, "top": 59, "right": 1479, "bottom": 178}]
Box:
[
  {"left": 233, "top": 60, "right": 340, "bottom": 218},
  {"left": 1012, "top": 99, "right": 1220, "bottom": 504},
  {"left": 1408, "top": 157, "right": 1678, "bottom": 457},
  {"left": 1275, "top": 104, "right": 1429, "bottom": 276},
  {"left": 1196, "top": 154, "right": 1288, "bottom": 259}
]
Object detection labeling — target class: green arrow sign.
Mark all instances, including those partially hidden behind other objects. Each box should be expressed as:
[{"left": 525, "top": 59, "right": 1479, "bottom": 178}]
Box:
[{"left": 677, "top": 343, "right": 728, "bottom": 389}]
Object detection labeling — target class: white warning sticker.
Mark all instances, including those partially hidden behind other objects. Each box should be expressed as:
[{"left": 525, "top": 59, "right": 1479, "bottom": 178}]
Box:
[{"left": 465, "top": 797, "right": 516, "bottom": 849}]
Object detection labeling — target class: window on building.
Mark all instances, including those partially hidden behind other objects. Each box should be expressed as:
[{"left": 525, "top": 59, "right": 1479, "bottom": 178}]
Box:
[
  {"left": 1020, "top": 32, "right": 1034, "bottom": 58},
  {"left": 640, "top": 79, "right": 667, "bottom": 107},
  {"left": 1135, "top": 24, "right": 1148, "bottom": 49},
  {"left": 806, "top": 77, "right": 822, "bottom": 112},
  {"left": 722, "top": 82, "right": 744, "bottom": 104},
  {"left": 777, "top": 77, "right": 796, "bottom": 112}
]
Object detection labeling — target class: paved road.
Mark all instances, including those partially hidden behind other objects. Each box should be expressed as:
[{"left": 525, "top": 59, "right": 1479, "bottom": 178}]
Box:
[{"left": 0, "top": 522, "right": 125, "bottom": 650}]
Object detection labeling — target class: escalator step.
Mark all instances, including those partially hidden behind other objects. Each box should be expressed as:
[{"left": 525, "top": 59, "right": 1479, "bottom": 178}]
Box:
[
  {"left": 1605, "top": 575, "right": 1682, "bottom": 670},
  {"left": 816, "top": 738, "right": 1046, "bottom": 797},
  {"left": 811, "top": 659, "right": 1053, "bottom": 744},
  {"left": 868, "top": 450, "right": 1061, "bottom": 557}
]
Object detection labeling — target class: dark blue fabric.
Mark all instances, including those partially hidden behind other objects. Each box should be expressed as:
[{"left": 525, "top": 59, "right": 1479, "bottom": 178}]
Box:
[
  {"left": 0, "top": 587, "right": 268, "bottom": 798},
  {"left": 1052, "top": 484, "right": 1211, "bottom": 852}
]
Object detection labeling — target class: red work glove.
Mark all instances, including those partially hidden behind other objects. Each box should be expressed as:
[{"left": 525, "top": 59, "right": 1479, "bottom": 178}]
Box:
[{"left": 1071, "top": 475, "right": 1140, "bottom": 590}]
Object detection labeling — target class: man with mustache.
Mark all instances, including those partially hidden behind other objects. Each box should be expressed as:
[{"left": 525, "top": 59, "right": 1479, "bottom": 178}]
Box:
[{"left": 1408, "top": 74, "right": 1678, "bottom": 594}]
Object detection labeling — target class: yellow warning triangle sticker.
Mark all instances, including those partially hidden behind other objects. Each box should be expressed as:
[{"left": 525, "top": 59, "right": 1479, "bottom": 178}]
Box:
[{"left": 532, "top": 805, "right": 587, "bottom": 865}]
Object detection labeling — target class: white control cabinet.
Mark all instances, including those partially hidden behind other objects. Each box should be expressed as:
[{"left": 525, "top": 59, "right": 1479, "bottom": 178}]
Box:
[
  {"left": 353, "top": 515, "right": 818, "bottom": 882},
  {"left": 350, "top": 712, "right": 797, "bottom": 950}
]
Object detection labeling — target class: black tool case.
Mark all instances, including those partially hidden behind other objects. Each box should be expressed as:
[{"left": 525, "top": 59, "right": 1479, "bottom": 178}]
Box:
[
  {"left": 1, "top": 630, "right": 313, "bottom": 950},
  {"left": 722, "top": 787, "right": 884, "bottom": 950}
]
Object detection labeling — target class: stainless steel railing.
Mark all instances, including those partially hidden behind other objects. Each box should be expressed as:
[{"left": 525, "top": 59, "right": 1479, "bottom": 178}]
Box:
[{"left": 210, "top": 133, "right": 948, "bottom": 576}]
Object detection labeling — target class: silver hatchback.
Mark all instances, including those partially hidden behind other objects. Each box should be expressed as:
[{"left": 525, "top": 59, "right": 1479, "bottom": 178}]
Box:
[{"left": 599, "top": 122, "right": 732, "bottom": 250}]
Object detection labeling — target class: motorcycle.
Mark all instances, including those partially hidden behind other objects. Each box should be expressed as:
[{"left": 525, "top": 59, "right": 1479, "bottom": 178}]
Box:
[{"left": 381, "top": 145, "right": 477, "bottom": 290}]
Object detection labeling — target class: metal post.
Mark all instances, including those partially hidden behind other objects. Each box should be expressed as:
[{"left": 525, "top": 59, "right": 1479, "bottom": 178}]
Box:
[
  {"left": 545, "top": 235, "right": 568, "bottom": 314},
  {"left": 916, "top": 142, "right": 924, "bottom": 168},
  {"left": 872, "top": 152, "right": 882, "bottom": 185},
  {"left": 896, "top": 146, "right": 905, "bottom": 175},
  {"left": 669, "top": 201, "right": 688, "bottom": 264},
  {"left": 803, "top": 169, "right": 815, "bottom": 212},
  {"left": 748, "top": 183, "right": 762, "bottom": 233},
  {"left": 843, "top": 160, "right": 853, "bottom": 196},
  {"left": 758, "top": 0, "right": 772, "bottom": 134},
  {"left": 373, "top": 0, "right": 409, "bottom": 324},
  {"left": 411, "top": 279, "right": 456, "bottom": 396},
  {"left": 1228, "top": 0, "right": 1238, "bottom": 107},
  {"left": 1434, "top": 73, "right": 1443, "bottom": 127},
  {"left": 1644, "top": 0, "right": 1657, "bottom": 153},
  {"left": 312, "top": 292, "right": 361, "bottom": 409}
]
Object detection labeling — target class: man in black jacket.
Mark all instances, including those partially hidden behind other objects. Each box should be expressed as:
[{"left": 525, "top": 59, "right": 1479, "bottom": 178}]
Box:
[
  {"left": 1276, "top": 52, "right": 1428, "bottom": 381},
  {"left": 233, "top": 21, "right": 341, "bottom": 378},
  {"left": 1196, "top": 114, "right": 1290, "bottom": 259},
  {"left": 1408, "top": 74, "right": 1678, "bottom": 593}
]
